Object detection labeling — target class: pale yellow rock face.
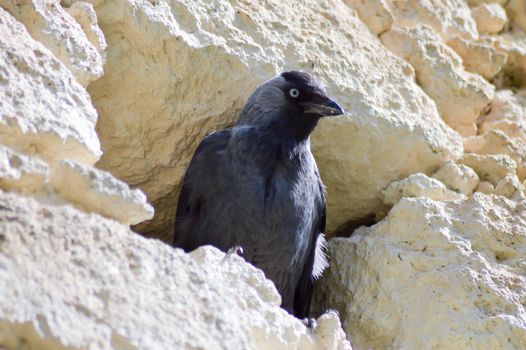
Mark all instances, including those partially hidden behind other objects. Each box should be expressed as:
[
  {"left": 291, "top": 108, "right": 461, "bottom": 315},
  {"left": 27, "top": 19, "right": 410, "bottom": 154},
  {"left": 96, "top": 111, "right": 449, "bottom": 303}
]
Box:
[
  {"left": 0, "top": 7, "right": 101, "bottom": 166},
  {"left": 0, "top": 190, "right": 350, "bottom": 350},
  {"left": 344, "top": 0, "right": 393, "bottom": 35},
  {"left": 479, "top": 89, "right": 526, "bottom": 142},
  {"left": 472, "top": 3, "right": 507, "bottom": 34},
  {"left": 432, "top": 160, "right": 480, "bottom": 195},
  {"left": 448, "top": 37, "right": 507, "bottom": 80},
  {"left": 464, "top": 130, "right": 526, "bottom": 179},
  {"left": 51, "top": 160, "right": 154, "bottom": 225},
  {"left": 318, "top": 193, "right": 526, "bottom": 350},
  {"left": 386, "top": 0, "right": 478, "bottom": 40},
  {"left": 493, "top": 29, "right": 526, "bottom": 87},
  {"left": 88, "top": 0, "right": 461, "bottom": 239},
  {"left": 0, "top": 145, "right": 49, "bottom": 194},
  {"left": 506, "top": 0, "right": 526, "bottom": 32},
  {"left": 382, "top": 173, "right": 464, "bottom": 206},
  {"left": 1, "top": 0, "right": 105, "bottom": 87},
  {"left": 381, "top": 25, "right": 494, "bottom": 136},
  {"left": 460, "top": 153, "right": 518, "bottom": 186}
]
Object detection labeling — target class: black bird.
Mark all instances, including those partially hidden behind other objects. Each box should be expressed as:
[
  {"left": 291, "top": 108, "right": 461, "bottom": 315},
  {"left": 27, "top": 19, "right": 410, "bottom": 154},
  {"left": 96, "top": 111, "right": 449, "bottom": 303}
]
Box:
[{"left": 173, "top": 71, "right": 344, "bottom": 318}]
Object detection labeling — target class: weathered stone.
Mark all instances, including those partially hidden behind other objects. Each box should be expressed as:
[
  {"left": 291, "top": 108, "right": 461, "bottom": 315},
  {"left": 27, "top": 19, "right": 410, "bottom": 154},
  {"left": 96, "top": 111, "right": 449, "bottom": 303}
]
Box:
[
  {"left": 0, "top": 7, "right": 101, "bottom": 165},
  {"left": 87, "top": 0, "right": 462, "bottom": 239},
  {"left": 51, "top": 160, "right": 154, "bottom": 225},
  {"left": 0, "top": 144, "right": 49, "bottom": 194},
  {"left": 381, "top": 25, "right": 494, "bottom": 136},
  {"left": 65, "top": 1, "right": 107, "bottom": 60},
  {"left": 344, "top": 0, "right": 392, "bottom": 35},
  {"left": 506, "top": 0, "right": 526, "bottom": 32},
  {"left": 448, "top": 37, "right": 507, "bottom": 80},
  {"left": 1, "top": 0, "right": 104, "bottom": 86},
  {"left": 382, "top": 173, "right": 464, "bottom": 206},
  {"left": 467, "top": 0, "right": 507, "bottom": 6},
  {"left": 479, "top": 89, "right": 526, "bottom": 143},
  {"left": 318, "top": 193, "right": 526, "bottom": 349},
  {"left": 459, "top": 153, "right": 517, "bottom": 185},
  {"left": 472, "top": 3, "right": 507, "bottom": 34},
  {"left": 0, "top": 190, "right": 351, "bottom": 350},
  {"left": 464, "top": 130, "right": 526, "bottom": 179},
  {"left": 432, "top": 160, "right": 479, "bottom": 195},
  {"left": 386, "top": 0, "right": 478, "bottom": 40},
  {"left": 477, "top": 180, "right": 495, "bottom": 194},
  {"left": 492, "top": 29, "right": 526, "bottom": 87},
  {"left": 493, "top": 173, "right": 524, "bottom": 198}
]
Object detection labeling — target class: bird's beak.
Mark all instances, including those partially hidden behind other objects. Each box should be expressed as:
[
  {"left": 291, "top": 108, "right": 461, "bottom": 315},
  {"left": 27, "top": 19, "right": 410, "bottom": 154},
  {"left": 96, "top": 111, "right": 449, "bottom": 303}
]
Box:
[{"left": 300, "top": 95, "right": 345, "bottom": 117}]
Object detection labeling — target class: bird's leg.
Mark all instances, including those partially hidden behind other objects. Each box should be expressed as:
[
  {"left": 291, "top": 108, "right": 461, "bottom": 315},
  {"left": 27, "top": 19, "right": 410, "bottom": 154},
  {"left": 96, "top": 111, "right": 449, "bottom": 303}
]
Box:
[
  {"left": 302, "top": 317, "right": 318, "bottom": 332},
  {"left": 220, "top": 245, "right": 244, "bottom": 264}
]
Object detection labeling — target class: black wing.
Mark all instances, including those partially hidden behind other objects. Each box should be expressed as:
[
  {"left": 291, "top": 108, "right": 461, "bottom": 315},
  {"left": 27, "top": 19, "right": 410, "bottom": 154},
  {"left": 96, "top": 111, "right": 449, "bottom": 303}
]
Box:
[
  {"left": 293, "top": 173, "right": 327, "bottom": 319},
  {"left": 173, "top": 129, "right": 232, "bottom": 250}
]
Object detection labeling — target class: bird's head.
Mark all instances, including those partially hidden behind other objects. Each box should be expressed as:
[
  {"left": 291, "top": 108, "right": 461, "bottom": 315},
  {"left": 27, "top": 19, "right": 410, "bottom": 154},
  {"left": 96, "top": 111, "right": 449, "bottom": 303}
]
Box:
[{"left": 238, "top": 71, "right": 344, "bottom": 139}]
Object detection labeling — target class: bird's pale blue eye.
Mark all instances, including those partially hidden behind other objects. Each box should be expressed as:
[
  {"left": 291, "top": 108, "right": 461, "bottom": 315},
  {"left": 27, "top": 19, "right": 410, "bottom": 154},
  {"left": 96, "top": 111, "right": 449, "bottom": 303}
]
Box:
[{"left": 289, "top": 88, "right": 300, "bottom": 98}]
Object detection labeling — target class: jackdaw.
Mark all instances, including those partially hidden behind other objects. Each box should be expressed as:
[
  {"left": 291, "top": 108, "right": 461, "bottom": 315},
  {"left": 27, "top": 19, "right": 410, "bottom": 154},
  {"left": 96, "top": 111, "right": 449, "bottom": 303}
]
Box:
[{"left": 173, "top": 71, "right": 344, "bottom": 318}]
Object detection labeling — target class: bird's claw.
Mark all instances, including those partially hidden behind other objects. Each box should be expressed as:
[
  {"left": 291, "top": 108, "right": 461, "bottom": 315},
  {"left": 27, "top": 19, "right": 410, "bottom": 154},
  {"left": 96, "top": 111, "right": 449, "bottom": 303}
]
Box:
[
  {"left": 220, "top": 245, "right": 244, "bottom": 264},
  {"left": 302, "top": 317, "right": 318, "bottom": 332}
]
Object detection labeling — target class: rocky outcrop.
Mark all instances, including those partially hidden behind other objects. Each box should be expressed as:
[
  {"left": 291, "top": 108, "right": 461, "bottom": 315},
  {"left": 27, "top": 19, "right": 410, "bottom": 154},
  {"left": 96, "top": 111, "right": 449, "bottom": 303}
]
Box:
[
  {"left": 3, "top": 0, "right": 526, "bottom": 349},
  {"left": 381, "top": 25, "right": 494, "bottom": 136},
  {"left": 87, "top": 0, "right": 462, "bottom": 239},
  {"left": 0, "top": 190, "right": 350, "bottom": 350},
  {"left": 318, "top": 193, "right": 526, "bottom": 350}
]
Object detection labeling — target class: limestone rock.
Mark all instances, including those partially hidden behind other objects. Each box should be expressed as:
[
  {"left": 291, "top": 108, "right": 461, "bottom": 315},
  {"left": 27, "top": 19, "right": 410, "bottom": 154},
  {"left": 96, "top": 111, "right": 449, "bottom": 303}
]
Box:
[
  {"left": 471, "top": 3, "right": 507, "bottom": 34},
  {"left": 0, "top": 146, "right": 153, "bottom": 225},
  {"left": 344, "top": 0, "right": 392, "bottom": 35},
  {"left": 467, "top": 0, "right": 507, "bottom": 6},
  {"left": 0, "top": 144, "right": 49, "bottom": 194},
  {"left": 382, "top": 173, "right": 463, "bottom": 206},
  {"left": 493, "top": 173, "right": 524, "bottom": 198},
  {"left": 65, "top": 1, "right": 107, "bottom": 59},
  {"left": 479, "top": 89, "right": 526, "bottom": 143},
  {"left": 51, "top": 160, "right": 154, "bottom": 225},
  {"left": 447, "top": 37, "right": 507, "bottom": 80},
  {"left": 0, "top": 190, "right": 351, "bottom": 350},
  {"left": 1, "top": 0, "right": 104, "bottom": 86},
  {"left": 386, "top": 0, "right": 478, "bottom": 40},
  {"left": 464, "top": 130, "right": 526, "bottom": 179},
  {"left": 381, "top": 25, "right": 495, "bottom": 136},
  {"left": 492, "top": 29, "right": 526, "bottom": 87},
  {"left": 318, "top": 193, "right": 526, "bottom": 349},
  {"left": 460, "top": 153, "right": 518, "bottom": 186},
  {"left": 506, "top": 0, "right": 526, "bottom": 32},
  {"left": 0, "top": 7, "right": 101, "bottom": 165},
  {"left": 87, "top": 0, "right": 462, "bottom": 240},
  {"left": 477, "top": 180, "right": 495, "bottom": 194},
  {"left": 432, "top": 160, "right": 479, "bottom": 195}
]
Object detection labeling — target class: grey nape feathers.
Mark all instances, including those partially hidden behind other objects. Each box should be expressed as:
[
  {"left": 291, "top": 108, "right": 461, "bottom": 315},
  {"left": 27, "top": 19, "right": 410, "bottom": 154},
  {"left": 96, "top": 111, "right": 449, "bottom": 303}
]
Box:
[{"left": 173, "top": 71, "right": 344, "bottom": 319}]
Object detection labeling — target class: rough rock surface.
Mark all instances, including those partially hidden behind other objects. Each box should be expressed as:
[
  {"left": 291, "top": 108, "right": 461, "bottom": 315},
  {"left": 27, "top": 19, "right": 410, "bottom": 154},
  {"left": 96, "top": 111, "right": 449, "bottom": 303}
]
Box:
[
  {"left": 493, "top": 29, "right": 526, "bottom": 87},
  {"left": 382, "top": 173, "right": 464, "bottom": 206},
  {"left": 51, "top": 160, "right": 154, "bottom": 225},
  {"left": 460, "top": 153, "right": 518, "bottom": 186},
  {"left": 386, "top": 0, "right": 478, "bottom": 40},
  {"left": 318, "top": 193, "right": 526, "bottom": 350},
  {"left": 344, "top": 0, "right": 392, "bottom": 35},
  {"left": 1, "top": 0, "right": 104, "bottom": 86},
  {"left": 432, "top": 160, "right": 479, "bottom": 195},
  {"left": 0, "top": 7, "right": 101, "bottom": 165},
  {"left": 381, "top": 25, "right": 494, "bottom": 136},
  {"left": 0, "top": 190, "right": 350, "bottom": 350},
  {"left": 464, "top": 130, "right": 526, "bottom": 179},
  {"left": 471, "top": 3, "right": 507, "bottom": 34},
  {"left": 88, "top": 0, "right": 462, "bottom": 239},
  {"left": 479, "top": 89, "right": 526, "bottom": 143},
  {"left": 0, "top": 144, "right": 49, "bottom": 194},
  {"left": 448, "top": 37, "right": 507, "bottom": 80}
]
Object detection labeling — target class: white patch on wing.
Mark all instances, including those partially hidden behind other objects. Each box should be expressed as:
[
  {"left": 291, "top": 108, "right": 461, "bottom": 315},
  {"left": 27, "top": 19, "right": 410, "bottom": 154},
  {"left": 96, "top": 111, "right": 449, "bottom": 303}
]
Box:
[{"left": 312, "top": 233, "right": 329, "bottom": 279}]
